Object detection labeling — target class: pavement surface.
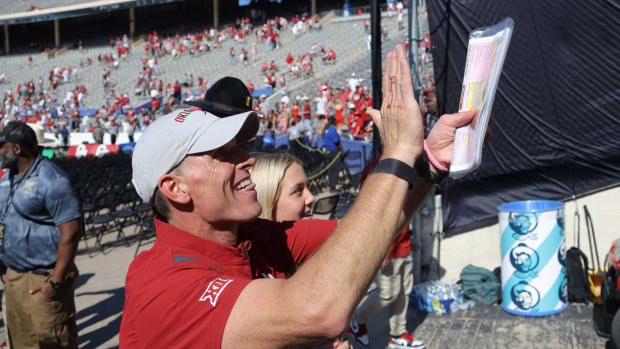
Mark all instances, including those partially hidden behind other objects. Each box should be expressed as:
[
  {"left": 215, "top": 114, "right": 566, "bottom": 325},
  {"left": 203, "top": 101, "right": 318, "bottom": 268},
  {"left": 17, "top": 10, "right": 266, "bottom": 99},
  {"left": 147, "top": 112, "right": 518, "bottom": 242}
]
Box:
[
  {"left": 365, "top": 303, "right": 611, "bottom": 349},
  {"left": 0, "top": 227, "right": 613, "bottom": 348}
]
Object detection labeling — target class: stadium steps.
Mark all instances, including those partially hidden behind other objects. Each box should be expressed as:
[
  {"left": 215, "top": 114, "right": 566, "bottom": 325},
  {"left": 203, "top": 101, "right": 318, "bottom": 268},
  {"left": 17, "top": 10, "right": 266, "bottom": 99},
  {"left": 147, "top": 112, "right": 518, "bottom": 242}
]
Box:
[{"left": 0, "top": 14, "right": 405, "bottom": 113}]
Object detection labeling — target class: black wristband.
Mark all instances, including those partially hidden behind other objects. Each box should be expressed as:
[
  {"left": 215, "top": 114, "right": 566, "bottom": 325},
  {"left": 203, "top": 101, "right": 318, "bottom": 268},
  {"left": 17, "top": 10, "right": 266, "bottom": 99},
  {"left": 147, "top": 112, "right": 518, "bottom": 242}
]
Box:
[
  {"left": 415, "top": 151, "right": 448, "bottom": 184},
  {"left": 373, "top": 158, "right": 416, "bottom": 189},
  {"left": 49, "top": 280, "right": 62, "bottom": 289}
]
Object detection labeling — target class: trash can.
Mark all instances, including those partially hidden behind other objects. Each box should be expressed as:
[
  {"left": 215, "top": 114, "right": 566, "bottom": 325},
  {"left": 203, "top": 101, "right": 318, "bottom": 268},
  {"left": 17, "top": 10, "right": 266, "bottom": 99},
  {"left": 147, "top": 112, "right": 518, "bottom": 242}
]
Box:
[{"left": 498, "top": 200, "right": 567, "bottom": 316}]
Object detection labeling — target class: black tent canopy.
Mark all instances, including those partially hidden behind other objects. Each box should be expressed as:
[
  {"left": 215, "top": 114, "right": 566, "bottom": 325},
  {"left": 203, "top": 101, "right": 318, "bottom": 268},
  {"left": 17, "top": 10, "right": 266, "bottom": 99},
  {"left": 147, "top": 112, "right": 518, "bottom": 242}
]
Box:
[{"left": 427, "top": 0, "right": 620, "bottom": 235}]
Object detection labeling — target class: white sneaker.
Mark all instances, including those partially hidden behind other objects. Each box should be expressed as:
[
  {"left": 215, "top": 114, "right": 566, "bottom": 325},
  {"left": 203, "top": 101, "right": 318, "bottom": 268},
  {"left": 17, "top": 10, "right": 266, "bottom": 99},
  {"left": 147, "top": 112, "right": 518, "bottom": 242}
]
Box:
[
  {"left": 388, "top": 332, "right": 425, "bottom": 349},
  {"left": 347, "top": 318, "right": 369, "bottom": 346}
]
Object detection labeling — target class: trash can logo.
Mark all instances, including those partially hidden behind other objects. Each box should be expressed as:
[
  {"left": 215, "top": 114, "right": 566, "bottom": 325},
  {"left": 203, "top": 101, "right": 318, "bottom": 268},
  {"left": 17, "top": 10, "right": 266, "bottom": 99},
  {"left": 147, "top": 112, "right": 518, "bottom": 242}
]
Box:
[
  {"left": 510, "top": 243, "right": 539, "bottom": 278},
  {"left": 511, "top": 281, "right": 540, "bottom": 311},
  {"left": 508, "top": 212, "right": 538, "bottom": 240},
  {"left": 558, "top": 240, "right": 566, "bottom": 267},
  {"left": 559, "top": 278, "right": 568, "bottom": 303}
]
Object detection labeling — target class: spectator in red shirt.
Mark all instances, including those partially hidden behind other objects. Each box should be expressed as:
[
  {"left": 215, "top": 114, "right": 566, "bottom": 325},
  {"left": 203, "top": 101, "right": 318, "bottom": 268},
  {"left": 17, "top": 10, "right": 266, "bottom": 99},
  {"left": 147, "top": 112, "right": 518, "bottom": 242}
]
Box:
[
  {"left": 302, "top": 98, "right": 311, "bottom": 119},
  {"left": 266, "top": 74, "right": 276, "bottom": 89},
  {"left": 286, "top": 53, "right": 294, "bottom": 65},
  {"left": 229, "top": 48, "right": 236, "bottom": 65},
  {"left": 151, "top": 97, "right": 160, "bottom": 111},
  {"left": 292, "top": 100, "right": 300, "bottom": 123},
  {"left": 327, "top": 49, "right": 336, "bottom": 63},
  {"left": 173, "top": 81, "right": 181, "bottom": 102}
]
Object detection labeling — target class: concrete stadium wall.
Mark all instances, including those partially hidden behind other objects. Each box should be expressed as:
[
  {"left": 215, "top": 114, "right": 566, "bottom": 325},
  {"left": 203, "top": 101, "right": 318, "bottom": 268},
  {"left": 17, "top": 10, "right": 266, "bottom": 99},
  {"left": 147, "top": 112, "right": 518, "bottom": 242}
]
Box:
[{"left": 418, "top": 185, "right": 620, "bottom": 284}]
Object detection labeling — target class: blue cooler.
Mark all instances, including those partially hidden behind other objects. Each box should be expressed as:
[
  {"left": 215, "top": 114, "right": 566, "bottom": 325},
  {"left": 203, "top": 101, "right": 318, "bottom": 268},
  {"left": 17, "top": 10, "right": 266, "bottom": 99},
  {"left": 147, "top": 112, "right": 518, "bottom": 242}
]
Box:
[{"left": 498, "top": 200, "right": 567, "bottom": 316}]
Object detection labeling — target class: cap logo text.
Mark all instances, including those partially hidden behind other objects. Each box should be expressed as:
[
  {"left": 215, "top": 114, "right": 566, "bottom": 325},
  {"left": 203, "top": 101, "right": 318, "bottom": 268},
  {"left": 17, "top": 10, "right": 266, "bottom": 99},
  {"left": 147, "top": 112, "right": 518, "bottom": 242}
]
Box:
[{"left": 175, "top": 109, "right": 192, "bottom": 123}]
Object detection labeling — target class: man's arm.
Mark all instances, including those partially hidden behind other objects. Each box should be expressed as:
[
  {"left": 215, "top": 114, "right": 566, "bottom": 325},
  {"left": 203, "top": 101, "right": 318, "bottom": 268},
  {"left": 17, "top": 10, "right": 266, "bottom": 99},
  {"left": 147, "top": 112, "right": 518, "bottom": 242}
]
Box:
[
  {"left": 223, "top": 45, "right": 424, "bottom": 348},
  {"left": 52, "top": 219, "right": 81, "bottom": 283},
  {"left": 29, "top": 219, "right": 80, "bottom": 298},
  {"left": 30, "top": 174, "right": 82, "bottom": 298}
]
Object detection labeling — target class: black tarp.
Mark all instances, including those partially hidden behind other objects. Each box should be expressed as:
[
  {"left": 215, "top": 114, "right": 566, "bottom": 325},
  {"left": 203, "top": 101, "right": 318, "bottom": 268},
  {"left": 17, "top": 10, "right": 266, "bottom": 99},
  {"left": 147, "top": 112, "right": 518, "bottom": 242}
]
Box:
[{"left": 426, "top": 0, "right": 620, "bottom": 235}]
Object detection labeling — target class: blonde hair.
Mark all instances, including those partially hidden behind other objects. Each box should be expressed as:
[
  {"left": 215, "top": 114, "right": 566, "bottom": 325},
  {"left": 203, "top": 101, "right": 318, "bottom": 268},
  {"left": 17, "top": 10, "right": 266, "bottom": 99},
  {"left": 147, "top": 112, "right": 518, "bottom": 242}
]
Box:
[{"left": 251, "top": 152, "right": 303, "bottom": 221}]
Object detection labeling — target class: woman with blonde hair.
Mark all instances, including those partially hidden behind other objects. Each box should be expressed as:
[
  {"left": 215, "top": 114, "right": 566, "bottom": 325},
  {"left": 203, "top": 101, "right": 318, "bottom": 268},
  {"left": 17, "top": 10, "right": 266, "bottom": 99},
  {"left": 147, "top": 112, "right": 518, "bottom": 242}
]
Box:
[
  {"left": 250, "top": 152, "right": 352, "bottom": 348},
  {"left": 251, "top": 152, "right": 315, "bottom": 222}
]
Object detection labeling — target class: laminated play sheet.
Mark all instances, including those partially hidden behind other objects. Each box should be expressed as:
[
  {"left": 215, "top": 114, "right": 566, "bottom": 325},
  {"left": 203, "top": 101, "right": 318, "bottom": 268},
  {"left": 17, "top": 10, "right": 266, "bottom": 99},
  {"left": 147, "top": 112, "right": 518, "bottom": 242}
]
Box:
[{"left": 449, "top": 18, "right": 514, "bottom": 178}]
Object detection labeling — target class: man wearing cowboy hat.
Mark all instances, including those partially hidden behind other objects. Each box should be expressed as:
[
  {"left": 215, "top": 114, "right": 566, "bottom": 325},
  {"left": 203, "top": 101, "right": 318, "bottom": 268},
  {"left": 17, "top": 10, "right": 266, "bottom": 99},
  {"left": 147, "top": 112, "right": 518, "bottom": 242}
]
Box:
[{"left": 0, "top": 121, "right": 81, "bottom": 348}]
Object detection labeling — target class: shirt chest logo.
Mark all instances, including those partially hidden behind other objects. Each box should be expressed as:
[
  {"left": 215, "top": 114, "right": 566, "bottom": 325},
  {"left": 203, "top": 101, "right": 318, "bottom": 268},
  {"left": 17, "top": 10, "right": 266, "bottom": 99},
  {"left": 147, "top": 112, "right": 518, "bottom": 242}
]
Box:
[
  {"left": 20, "top": 180, "right": 36, "bottom": 196},
  {"left": 199, "top": 278, "right": 233, "bottom": 307}
]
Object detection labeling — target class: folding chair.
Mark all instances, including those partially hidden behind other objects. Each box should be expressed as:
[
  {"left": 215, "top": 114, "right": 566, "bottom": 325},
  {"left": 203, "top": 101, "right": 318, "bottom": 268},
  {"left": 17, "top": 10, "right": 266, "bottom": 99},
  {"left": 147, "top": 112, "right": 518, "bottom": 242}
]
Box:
[
  {"left": 82, "top": 190, "right": 118, "bottom": 254},
  {"left": 112, "top": 187, "right": 140, "bottom": 246},
  {"left": 134, "top": 210, "right": 155, "bottom": 257},
  {"left": 311, "top": 192, "right": 340, "bottom": 220},
  {"left": 343, "top": 150, "right": 364, "bottom": 173}
]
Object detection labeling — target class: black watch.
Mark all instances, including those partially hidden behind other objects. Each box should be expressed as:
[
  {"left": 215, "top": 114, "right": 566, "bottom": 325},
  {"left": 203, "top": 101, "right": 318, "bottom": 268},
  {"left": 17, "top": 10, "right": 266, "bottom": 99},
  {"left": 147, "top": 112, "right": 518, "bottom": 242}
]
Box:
[
  {"left": 49, "top": 280, "right": 62, "bottom": 290},
  {"left": 414, "top": 151, "right": 448, "bottom": 184}
]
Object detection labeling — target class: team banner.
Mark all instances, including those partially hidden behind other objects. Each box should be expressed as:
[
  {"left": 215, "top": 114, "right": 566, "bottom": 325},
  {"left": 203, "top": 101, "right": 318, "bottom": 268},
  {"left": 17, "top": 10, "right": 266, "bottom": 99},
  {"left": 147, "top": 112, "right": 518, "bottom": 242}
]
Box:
[{"left": 67, "top": 144, "right": 120, "bottom": 158}]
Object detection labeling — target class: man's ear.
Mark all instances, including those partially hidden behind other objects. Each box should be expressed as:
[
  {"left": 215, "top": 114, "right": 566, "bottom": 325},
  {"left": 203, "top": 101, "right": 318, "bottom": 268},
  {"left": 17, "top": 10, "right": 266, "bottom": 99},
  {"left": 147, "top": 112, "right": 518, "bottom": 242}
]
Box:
[
  {"left": 13, "top": 143, "right": 22, "bottom": 156},
  {"left": 158, "top": 173, "right": 190, "bottom": 205}
]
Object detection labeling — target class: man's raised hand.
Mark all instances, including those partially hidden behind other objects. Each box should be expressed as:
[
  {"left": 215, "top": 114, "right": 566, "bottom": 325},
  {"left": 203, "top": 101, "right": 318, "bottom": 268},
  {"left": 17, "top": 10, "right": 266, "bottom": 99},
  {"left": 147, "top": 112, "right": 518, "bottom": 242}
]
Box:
[
  {"left": 425, "top": 109, "right": 487, "bottom": 171},
  {"left": 367, "top": 45, "right": 423, "bottom": 167}
]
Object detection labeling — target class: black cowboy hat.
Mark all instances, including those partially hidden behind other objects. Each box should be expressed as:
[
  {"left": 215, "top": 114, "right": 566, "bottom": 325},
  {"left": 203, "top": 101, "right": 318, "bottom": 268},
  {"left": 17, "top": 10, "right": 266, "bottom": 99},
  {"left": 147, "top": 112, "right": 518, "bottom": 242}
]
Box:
[{"left": 185, "top": 77, "right": 253, "bottom": 117}]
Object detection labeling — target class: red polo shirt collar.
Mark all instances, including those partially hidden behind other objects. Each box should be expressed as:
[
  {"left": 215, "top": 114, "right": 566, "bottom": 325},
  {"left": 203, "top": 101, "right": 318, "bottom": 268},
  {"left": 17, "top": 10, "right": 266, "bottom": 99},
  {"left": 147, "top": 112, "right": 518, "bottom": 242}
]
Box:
[{"left": 154, "top": 218, "right": 253, "bottom": 268}]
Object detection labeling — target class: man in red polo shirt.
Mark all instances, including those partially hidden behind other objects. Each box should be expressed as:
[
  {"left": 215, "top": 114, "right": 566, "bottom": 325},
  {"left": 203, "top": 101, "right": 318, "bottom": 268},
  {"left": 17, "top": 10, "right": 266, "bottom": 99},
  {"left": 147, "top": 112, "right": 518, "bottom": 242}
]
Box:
[{"left": 120, "top": 47, "right": 478, "bottom": 348}]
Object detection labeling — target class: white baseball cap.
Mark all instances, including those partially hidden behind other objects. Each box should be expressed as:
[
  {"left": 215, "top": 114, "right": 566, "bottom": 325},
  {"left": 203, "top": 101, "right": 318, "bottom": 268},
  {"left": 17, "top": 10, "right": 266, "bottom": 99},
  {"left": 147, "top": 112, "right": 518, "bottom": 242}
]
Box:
[{"left": 132, "top": 108, "right": 259, "bottom": 202}]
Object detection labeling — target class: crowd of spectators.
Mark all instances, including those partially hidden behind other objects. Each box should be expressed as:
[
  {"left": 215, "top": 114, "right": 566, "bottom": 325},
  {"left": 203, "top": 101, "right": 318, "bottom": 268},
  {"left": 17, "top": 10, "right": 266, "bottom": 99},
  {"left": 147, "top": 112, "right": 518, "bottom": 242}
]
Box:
[
  {"left": 250, "top": 73, "right": 375, "bottom": 153},
  {"left": 0, "top": 8, "right": 427, "bottom": 149}
]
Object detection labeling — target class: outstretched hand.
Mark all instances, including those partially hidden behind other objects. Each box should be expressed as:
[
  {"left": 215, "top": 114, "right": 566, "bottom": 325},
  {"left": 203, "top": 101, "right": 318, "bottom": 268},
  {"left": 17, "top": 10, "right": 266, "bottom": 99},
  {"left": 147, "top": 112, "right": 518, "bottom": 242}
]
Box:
[{"left": 367, "top": 45, "right": 423, "bottom": 166}]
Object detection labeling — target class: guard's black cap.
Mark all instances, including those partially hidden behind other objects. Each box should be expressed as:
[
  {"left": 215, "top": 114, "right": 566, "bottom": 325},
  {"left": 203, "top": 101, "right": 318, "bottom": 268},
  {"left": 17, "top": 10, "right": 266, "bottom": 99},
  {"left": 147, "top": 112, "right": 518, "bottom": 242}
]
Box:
[
  {"left": 185, "top": 77, "right": 253, "bottom": 117},
  {"left": 0, "top": 121, "right": 38, "bottom": 148}
]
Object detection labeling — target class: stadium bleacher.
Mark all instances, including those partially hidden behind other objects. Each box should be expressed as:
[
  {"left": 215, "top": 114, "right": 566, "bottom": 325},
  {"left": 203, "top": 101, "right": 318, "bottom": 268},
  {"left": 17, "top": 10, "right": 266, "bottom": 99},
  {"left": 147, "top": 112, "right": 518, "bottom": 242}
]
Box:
[{"left": 1, "top": 12, "right": 406, "bottom": 111}]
